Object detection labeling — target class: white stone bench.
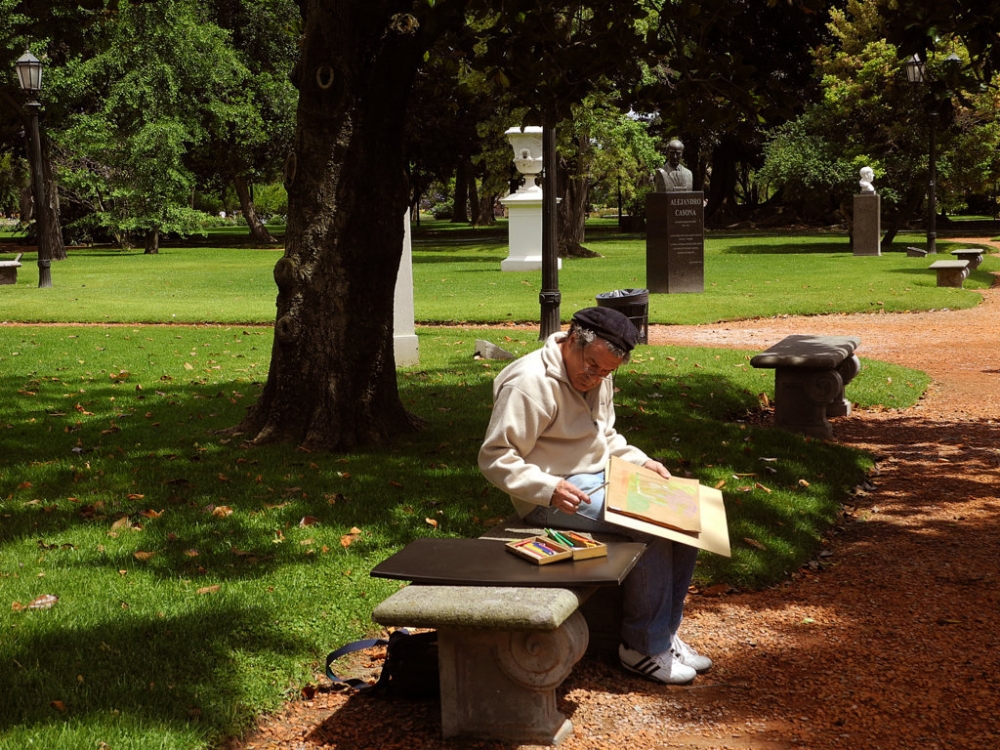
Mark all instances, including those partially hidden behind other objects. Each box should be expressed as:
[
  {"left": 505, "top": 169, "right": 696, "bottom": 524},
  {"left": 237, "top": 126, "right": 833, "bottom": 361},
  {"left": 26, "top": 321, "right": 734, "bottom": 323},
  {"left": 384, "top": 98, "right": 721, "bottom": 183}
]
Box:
[
  {"left": 750, "top": 334, "right": 861, "bottom": 439},
  {"left": 929, "top": 259, "right": 970, "bottom": 288},
  {"left": 0, "top": 253, "right": 22, "bottom": 285},
  {"left": 373, "top": 583, "right": 589, "bottom": 745}
]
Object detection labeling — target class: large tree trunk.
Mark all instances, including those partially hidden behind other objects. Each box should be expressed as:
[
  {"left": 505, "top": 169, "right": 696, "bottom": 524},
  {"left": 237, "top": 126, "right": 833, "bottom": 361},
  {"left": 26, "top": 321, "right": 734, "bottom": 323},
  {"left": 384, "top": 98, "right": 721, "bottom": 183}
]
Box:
[
  {"left": 234, "top": 1, "right": 427, "bottom": 451},
  {"left": 233, "top": 174, "right": 278, "bottom": 245}
]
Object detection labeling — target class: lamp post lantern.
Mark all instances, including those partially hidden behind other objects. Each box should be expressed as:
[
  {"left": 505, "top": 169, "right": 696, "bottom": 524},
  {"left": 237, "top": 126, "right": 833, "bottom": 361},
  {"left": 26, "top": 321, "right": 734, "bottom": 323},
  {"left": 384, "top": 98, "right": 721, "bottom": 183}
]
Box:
[{"left": 16, "top": 49, "right": 52, "bottom": 287}]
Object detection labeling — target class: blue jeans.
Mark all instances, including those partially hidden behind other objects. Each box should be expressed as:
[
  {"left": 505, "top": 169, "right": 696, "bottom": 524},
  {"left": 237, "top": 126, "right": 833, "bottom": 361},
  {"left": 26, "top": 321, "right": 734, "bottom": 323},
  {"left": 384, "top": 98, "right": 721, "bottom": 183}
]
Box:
[{"left": 524, "top": 471, "right": 699, "bottom": 656}]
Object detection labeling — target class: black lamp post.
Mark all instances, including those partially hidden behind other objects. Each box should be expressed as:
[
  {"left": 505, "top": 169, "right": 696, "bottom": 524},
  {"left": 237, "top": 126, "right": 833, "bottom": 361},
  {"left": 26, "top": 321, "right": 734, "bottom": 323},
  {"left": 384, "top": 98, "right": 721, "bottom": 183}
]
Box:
[
  {"left": 16, "top": 49, "right": 52, "bottom": 288},
  {"left": 904, "top": 54, "right": 937, "bottom": 255},
  {"left": 539, "top": 123, "right": 560, "bottom": 339}
]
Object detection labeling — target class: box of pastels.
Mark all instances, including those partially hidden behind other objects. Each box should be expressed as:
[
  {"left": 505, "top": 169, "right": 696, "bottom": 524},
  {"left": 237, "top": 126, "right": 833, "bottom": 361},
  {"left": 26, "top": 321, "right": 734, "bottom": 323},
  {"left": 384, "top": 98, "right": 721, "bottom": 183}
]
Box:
[
  {"left": 505, "top": 536, "right": 573, "bottom": 565},
  {"left": 544, "top": 528, "right": 608, "bottom": 560}
]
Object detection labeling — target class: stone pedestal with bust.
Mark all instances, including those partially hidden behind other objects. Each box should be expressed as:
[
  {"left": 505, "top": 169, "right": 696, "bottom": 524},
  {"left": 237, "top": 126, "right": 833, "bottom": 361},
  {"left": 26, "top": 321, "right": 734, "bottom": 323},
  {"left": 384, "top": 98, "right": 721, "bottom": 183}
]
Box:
[
  {"left": 853, "top": 166, "right": 881, "bottom": 257},
  {"left": 646, "top": 139, "right": 704, "bottom": 293}
]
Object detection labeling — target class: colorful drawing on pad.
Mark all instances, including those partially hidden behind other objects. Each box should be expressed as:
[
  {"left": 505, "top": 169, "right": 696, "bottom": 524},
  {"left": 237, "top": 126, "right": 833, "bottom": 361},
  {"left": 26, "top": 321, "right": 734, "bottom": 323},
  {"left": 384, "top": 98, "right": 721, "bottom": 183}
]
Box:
[{"left": 606, "top": 456, "right": 702, "bottom": 533}]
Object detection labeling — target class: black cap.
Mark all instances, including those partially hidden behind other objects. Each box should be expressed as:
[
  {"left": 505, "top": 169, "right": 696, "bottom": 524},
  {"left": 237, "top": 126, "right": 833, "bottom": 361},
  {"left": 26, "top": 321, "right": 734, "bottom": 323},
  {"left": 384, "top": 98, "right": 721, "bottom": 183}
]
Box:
[{"left": 571, "top": 307, "right": 637, "bottom": 352}]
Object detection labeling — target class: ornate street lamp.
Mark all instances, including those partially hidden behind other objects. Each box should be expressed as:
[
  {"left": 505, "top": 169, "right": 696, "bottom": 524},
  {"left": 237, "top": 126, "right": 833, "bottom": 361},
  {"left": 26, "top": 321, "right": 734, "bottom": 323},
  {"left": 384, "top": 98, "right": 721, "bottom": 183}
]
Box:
[{"left": 16, "top": 49, "right": 52, "bottom": 287}]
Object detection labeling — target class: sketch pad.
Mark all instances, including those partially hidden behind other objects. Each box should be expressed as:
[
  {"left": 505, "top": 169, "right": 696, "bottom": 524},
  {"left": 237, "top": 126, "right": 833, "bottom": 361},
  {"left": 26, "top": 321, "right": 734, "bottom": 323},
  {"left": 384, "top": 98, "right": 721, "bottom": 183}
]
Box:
[{"left": 604, "top": 457, "right": 731, "bottom": 557}]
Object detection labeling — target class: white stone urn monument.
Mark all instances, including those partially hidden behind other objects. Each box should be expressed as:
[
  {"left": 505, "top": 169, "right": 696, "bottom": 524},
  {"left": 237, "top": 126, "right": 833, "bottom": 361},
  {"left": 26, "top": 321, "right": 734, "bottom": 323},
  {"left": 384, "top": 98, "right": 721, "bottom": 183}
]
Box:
[{"left": 500, "top": 126, "right": 560, "bottom": 272}]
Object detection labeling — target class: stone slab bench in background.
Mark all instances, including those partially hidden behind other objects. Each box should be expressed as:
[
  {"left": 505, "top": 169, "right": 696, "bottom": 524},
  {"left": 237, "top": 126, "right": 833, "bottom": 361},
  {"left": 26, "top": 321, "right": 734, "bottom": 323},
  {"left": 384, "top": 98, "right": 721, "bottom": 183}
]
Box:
[
  {"left": 949, "top": 248, "right": 984, "bottom": 271},
  {"left": 750, "top": 334, "right": 861, "bottom": 439},
  {"left": 929, "top": 259, "right": 970, "bottom": 288},
  {"left": 0, "top": 253, "right": 22, "bottom": 285}
]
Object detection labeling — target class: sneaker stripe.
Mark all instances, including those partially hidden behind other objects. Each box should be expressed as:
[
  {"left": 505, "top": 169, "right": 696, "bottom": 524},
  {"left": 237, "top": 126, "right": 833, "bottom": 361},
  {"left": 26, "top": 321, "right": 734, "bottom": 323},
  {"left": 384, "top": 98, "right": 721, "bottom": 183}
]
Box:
[{"left": 633, "top": 656, "right": 659, "bottom": 676}]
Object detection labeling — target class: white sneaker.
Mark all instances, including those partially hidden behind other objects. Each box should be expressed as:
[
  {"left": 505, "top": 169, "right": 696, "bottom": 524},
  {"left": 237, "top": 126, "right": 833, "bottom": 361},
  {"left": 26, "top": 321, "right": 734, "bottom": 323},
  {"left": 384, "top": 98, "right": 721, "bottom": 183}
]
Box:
[
  {"left": 670, "top": 635, "right": 713, "bottom": 673},
  {"left": 619, "top": 643, "right": 696, "bottom": 685}
]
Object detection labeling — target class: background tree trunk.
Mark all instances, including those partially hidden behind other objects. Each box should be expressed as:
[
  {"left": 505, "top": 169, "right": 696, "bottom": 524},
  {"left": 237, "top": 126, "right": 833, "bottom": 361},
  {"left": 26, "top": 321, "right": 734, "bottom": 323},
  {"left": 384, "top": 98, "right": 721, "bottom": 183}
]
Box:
[
  {"left": 557, "top": 135, "right": 598, "bottom": 258},
  {"left": 40, "top": 135, "right": 66, "bottom": 261},
  {"left": 234, "top": 174, "right": 278, "bottom": 244},
  {"left": 144, "top": 229, "right": 159, "bottom": 254},
  {"left": 451, "top": 155, "right": 470, "bottom": 223},
  {"left": 467, "top": 161, "right": 481, "bottom": 225},
  {"left": 558, "top": 174, "right": 597, "bottom": 257},
  {"left": 235, "top": 0, "right": 427, "bottom": 451}
]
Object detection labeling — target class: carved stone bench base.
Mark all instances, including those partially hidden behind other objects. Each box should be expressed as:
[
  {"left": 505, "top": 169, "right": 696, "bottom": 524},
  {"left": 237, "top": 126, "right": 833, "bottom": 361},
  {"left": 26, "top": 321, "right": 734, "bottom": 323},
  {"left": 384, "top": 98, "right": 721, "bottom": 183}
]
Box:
[{"left": 373, "top": 585, "right": 589, "bottom": 746}]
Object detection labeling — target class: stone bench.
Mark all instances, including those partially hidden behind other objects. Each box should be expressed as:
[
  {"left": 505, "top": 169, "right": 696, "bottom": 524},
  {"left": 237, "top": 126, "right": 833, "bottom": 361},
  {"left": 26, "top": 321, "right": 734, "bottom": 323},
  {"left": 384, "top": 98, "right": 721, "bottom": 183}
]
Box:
[
  {"left": 0, "top": 253, "right": 22, "bottom": 285},
  {"left": 950, "top": 248, "right": 984, "bottom": 271},
  {"left": 373, "top": 583, "right": 589, "bottom": 745},
  {"left": 929, "top": 259, "right": 970, "bottom": 288},
  {"left": 750, "top": 334, "right": 861, "bottom": 439},
  {"left": 370, "top": 518, "right": 641, "bottom": 745}
]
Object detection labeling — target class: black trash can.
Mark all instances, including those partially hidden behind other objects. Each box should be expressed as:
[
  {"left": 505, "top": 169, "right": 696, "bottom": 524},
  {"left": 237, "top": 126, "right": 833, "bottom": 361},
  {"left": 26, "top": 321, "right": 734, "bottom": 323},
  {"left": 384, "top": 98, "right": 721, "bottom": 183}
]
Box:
[{"left": 595, "top": 288, "right": 649, "bottom": 345}]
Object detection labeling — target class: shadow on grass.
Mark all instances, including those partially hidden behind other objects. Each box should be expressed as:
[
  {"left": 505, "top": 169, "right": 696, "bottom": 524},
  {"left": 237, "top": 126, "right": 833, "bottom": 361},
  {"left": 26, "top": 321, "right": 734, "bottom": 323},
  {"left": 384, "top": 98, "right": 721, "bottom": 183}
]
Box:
[
  {"left": 718, "top": 241, "right": 851, "bottom": 255},
  {"left": 0, "top": 605, "right": 305, "bottom": 742}
]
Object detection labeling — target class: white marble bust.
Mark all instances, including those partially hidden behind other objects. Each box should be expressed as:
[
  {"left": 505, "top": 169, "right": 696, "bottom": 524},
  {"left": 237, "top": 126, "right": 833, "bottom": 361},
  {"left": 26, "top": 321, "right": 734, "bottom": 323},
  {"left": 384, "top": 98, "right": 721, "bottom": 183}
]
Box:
[{"left": 859, "top": 166, "right": 876, "bottom": 195}]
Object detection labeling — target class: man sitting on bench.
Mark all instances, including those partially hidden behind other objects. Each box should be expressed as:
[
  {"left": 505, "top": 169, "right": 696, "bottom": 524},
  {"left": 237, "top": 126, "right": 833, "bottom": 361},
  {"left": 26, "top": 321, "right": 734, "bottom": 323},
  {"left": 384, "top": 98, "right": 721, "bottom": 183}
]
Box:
[{"left": 478, "top": 306, "right": 712, "bottom": 685}]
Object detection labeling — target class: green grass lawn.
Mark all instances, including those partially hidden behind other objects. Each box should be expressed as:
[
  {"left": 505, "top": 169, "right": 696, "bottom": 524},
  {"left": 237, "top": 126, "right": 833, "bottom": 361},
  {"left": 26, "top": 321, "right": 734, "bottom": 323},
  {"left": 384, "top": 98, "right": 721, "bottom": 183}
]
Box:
[
  {"left": 0, "top": 223, "right": 976, "bottom": 748},
  {"left": 0, "top": 225, "right": 995, "bottom": 325}
]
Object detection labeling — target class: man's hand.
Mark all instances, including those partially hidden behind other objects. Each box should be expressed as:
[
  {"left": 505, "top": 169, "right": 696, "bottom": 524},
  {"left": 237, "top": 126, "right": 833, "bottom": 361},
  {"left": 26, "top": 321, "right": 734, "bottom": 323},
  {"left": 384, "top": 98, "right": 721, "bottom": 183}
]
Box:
[
  {"left": 550, "top": 479, "right": 592, "bottom": 514},
  {"left": 643, "top": 459, "right": 672, "bottom": 479}
]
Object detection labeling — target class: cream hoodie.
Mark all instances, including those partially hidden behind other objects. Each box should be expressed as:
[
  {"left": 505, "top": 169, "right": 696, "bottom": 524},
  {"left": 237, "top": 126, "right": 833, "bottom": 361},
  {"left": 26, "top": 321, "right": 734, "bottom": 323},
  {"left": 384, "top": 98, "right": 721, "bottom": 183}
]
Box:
[{"left": 478, "top": 333, "right": 649, "bottom": 518}]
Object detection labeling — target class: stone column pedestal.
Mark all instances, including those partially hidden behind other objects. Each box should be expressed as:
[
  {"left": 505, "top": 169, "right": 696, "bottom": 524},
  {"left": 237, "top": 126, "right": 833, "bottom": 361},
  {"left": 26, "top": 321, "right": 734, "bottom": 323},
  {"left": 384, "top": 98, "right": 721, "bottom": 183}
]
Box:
[
  {"left": 500, "top": 189, "right": 561, "bottom": 272},
  {"left": 853, "top": 193, "right": 881, "bottom": 256}
]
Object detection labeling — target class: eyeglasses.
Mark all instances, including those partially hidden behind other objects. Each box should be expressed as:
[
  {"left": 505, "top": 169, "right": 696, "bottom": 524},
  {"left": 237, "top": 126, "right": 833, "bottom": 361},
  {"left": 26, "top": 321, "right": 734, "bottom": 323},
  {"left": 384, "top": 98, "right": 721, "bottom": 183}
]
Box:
[{"left": 581, "top": 351, "right": 617, "bottom": 380}]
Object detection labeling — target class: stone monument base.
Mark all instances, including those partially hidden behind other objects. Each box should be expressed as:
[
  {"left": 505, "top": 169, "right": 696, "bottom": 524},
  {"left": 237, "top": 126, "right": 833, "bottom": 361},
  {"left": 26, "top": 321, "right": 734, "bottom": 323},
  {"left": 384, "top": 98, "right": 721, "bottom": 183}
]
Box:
[{"left": 853, "top": 193, "right": 881, "bottom": 256}]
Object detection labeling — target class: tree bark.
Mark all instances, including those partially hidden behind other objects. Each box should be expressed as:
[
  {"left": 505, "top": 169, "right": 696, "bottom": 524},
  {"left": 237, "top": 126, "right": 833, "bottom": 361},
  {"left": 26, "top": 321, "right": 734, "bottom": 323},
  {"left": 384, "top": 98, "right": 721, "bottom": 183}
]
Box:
[
  {"left": 39, "top": 134, "right": 66, "bottom": 261},
  {"left": 234, "top": 174, "right": 278, "bottom": 245},
  {"left": 467, "top": 161, "right": 481, "bottom": 225},
  {"left": 557, "top": 136, "right": 598, "bottom": 258},
  {"left": 705, "top": 138, "right": 739, "bottom": 225},
  {"left": 234, "top": 0, "right": 427, "bottom": 451},
  {"left": 451, "top": 155, "right": 469, "bottom": 223},
  {"left": 558, "top": 174, "right": 597, "bottom": 258},
  {"left": 144, "top": 229, "right": 159, "bottom": 254}
]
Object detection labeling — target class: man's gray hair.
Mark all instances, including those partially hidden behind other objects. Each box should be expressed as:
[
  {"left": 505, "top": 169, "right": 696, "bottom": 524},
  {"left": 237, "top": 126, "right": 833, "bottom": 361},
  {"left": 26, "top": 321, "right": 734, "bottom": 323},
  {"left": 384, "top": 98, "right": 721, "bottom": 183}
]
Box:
[{"left": 564, "top": 321, "right": 632, "bottom": 362}]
